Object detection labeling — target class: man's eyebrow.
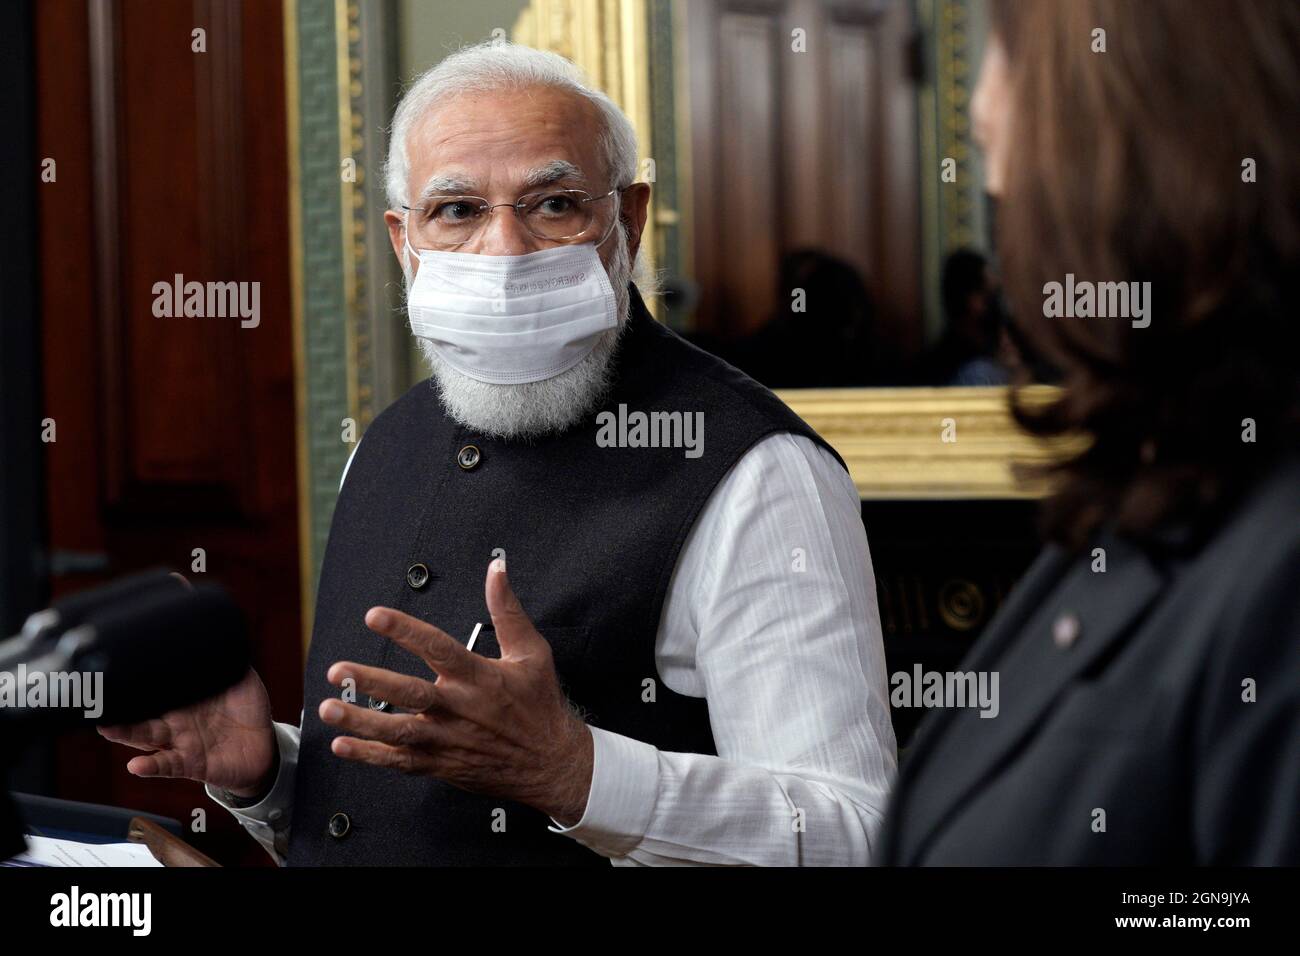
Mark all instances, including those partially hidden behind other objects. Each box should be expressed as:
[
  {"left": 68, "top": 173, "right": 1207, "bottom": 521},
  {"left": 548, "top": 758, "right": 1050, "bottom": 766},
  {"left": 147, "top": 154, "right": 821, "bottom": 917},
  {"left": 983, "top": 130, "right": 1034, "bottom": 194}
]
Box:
[
  {"left": 411, "top": 162, "right": 586, "bottom": 206},
  {"left": 414, "top": 173, "right": 479, "bottom": 205},
  {"left": 522, "top": 160, "right": 586, "bottom": 189}
]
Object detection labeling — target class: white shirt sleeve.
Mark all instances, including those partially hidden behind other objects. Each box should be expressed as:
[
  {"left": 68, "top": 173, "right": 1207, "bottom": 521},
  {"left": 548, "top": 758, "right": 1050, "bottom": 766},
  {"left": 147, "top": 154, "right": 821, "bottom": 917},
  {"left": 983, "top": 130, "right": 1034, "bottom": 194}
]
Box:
[
  {"left": 205, "top": 718, "right": 301, "bottom": 865},
  {"left": 549, "top": 432, "right": 897, "bottom": 865}
]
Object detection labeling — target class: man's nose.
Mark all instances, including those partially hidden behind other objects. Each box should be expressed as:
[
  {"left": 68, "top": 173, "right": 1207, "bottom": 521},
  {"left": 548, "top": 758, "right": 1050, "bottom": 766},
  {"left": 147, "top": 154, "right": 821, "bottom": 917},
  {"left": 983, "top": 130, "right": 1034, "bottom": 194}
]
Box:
[{"left": 469, "top": 205, "right": 543, "bottom": 256}]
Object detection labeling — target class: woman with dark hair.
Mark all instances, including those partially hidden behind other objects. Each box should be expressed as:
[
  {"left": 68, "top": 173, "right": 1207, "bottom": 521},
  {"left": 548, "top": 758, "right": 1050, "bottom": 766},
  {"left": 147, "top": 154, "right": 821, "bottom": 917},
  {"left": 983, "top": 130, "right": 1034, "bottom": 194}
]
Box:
[{"left": 878, "top": 0, "right": 1299, "bottom": 865}]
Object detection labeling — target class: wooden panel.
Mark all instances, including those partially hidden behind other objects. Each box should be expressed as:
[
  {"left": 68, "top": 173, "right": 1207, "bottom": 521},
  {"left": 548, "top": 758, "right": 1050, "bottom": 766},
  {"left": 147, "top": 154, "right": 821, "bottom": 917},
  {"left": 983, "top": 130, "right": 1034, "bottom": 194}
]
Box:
[
  {"left": 779, "top": 0, "right": 827, "bottom": 249},
  {"left": 685, "top": 0, "right": 720, "bottom": 328},
  {"left": 686, "top": 0, "right": 921, "bottom": 357},
  {"left": 38, "top": 0, "right": 101, "bottom": 561},
  {"left": 95, "top": 0, "right": 251, "bottom": 512},
  {"left": 827, "top": 23, "right": 875, "bottom": 275},
  {"left": 716, "top": 9, "right": 781, "bottom": 333},
  {"left": 36, "top": 0, "right": 300, "bottom": 867},
  {"left": 870, "top": 0, "right": 921, "bottom": 352}
]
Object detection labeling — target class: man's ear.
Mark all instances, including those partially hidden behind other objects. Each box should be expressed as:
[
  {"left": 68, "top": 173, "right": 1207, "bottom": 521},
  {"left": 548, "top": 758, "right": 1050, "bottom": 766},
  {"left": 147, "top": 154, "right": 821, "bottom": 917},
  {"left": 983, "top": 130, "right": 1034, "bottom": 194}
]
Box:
[
  {"left": 621, "top": 182, "right": 652, "bottom": 261},
  {"left": 384, "top": 208, "right": 408, "bottom": 266}
]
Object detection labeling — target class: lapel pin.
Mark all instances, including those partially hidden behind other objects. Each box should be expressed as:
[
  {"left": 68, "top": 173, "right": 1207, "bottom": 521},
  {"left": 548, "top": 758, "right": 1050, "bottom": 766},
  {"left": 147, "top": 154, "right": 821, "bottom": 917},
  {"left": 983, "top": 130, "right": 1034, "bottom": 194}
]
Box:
[{"left": 1053, "top": 612, "right": 1081, "bottom": 649}]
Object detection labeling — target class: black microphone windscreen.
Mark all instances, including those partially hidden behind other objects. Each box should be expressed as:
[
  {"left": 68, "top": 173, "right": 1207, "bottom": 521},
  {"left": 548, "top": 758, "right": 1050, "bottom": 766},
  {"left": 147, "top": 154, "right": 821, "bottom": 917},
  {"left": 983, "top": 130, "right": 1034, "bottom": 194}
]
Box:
[
  {"left": 50, "top": 568, "right": 185, "bottom": 631},
  {"left": 69, "top": 584, "right": 251, "bottom": 725}
]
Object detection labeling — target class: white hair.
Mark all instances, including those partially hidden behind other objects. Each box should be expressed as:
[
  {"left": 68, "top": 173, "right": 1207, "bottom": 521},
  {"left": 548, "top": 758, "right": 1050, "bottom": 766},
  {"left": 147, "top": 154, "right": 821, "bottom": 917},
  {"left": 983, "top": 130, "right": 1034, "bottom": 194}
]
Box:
[{"left": 385, "top": 41, "right": 639, "bottom": 211}]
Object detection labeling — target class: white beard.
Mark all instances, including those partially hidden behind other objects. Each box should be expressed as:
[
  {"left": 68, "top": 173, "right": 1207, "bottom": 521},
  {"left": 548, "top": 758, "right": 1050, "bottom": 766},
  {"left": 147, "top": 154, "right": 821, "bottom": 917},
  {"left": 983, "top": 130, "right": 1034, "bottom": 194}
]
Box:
[{"left": 409, "top": 228, "right": 635, "bottom": 441}]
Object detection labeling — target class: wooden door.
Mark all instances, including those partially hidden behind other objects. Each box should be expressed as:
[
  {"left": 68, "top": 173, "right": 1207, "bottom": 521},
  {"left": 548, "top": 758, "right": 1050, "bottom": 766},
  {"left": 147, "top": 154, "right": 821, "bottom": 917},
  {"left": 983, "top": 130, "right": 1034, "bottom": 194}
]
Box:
[
  {"left": 685, "top": 0, "right": 921, "bottom": 356},
  {"left": 34, "top": 0, "right": 301, "bottom": 865}
]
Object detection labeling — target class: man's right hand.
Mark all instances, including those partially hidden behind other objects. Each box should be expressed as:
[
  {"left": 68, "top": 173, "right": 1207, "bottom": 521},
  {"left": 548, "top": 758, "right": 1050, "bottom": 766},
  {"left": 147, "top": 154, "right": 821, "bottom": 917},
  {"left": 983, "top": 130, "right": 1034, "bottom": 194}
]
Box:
[{"left": 98, "top": 667, "right": 277, "bottom": 799}]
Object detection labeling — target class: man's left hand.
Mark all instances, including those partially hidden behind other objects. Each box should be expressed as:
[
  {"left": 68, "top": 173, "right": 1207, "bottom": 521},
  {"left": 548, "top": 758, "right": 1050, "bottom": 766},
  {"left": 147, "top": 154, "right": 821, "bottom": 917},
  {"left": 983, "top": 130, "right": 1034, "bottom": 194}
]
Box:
[{"left": 319, "top": 559, "right": 593, "bottom": 826}]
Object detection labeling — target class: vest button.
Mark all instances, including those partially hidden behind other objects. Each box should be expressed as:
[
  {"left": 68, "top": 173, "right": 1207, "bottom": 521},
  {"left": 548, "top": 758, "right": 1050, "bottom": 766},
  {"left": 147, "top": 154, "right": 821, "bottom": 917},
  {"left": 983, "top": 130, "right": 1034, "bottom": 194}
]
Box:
[
  {"left": 406, "top": 563, "right": 429, "bottom": 589},
  {"left": 327, "top": 812, "right": 350, "bottom": 839},
  {"left": 457, "top": 444, "right": 481, "bottom": 470}
]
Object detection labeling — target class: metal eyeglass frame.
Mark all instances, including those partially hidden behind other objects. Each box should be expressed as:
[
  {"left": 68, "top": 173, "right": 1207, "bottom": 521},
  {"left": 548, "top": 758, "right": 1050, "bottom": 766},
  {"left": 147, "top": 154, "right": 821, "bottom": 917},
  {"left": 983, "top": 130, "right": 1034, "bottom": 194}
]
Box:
[{"left": 401, "top": 186, "right": 623, "bottom": 250}]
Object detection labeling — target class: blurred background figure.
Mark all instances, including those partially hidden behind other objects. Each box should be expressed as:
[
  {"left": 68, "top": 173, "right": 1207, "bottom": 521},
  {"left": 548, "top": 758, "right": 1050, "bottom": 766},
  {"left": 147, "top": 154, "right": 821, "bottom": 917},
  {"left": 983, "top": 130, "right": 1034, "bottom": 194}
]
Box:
[
  {"left": 912, "top": 248, "right": 1010, "bottom": 386},
  {"left": 693, "top": 249, "right": 890, "bottom": 387}
]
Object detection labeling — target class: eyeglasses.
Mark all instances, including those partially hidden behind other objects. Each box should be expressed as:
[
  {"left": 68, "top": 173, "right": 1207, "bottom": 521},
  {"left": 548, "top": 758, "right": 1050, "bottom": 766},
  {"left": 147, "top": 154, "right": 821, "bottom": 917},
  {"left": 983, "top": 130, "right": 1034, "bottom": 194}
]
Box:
[{"left": 402, "top": 187, "right": 622, "bottom": 250}]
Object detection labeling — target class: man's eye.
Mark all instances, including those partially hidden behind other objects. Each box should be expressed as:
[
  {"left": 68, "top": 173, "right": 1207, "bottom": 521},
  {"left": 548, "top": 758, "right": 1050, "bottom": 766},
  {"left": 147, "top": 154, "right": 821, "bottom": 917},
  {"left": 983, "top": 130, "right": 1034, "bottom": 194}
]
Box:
[
  {"left": 536, "top": 194, "right": 577, "bottom": 216},
  {"left": 434, "top": 201, "right": 479, "bottom": 223}
]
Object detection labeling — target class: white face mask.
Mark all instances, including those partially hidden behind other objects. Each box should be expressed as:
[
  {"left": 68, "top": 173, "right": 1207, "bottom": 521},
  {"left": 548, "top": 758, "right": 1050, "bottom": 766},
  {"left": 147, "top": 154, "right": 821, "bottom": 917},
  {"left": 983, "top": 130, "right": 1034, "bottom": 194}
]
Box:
[{"left": 404, "top": 233, "right": 619, "bottom": 385}]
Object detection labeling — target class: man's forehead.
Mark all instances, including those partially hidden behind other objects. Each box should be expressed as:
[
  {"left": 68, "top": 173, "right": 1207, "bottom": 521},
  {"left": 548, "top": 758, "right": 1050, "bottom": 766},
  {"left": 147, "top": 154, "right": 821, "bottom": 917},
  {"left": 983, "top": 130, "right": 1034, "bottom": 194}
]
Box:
[{"left": 407, "top": 86, "right": 605, "bottom": 192}]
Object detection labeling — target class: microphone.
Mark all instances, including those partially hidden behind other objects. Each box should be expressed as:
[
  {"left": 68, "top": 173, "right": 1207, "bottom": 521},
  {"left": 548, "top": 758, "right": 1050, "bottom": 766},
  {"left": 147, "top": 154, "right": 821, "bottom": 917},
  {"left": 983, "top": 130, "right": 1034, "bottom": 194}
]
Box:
[
  {"left": 0, "top": 569, "right": 185, "bottom": 671},
  {"left": 1, "top": 583, "right": 251, "bottom": 728}
]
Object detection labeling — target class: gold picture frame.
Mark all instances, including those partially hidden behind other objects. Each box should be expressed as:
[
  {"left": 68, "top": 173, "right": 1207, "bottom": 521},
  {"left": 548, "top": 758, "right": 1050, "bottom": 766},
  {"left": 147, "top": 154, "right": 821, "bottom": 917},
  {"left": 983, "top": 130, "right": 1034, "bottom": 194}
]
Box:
[{"left": 776, "top": 386, "right": 1072, "bottom": 499}]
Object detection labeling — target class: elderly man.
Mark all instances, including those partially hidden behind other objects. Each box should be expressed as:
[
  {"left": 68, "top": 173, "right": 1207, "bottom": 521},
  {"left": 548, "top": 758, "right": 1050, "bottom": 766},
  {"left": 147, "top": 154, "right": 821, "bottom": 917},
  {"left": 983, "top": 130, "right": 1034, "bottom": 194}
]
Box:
[{"left": 100, "top": 42, "right": 896, "bottom": 866}]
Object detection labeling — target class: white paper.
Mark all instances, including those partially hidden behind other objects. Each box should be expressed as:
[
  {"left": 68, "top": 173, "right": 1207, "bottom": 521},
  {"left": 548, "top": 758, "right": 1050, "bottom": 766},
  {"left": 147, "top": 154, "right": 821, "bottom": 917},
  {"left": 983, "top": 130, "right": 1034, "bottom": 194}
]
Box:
[{"left": 3, "top": 835, "right": 163, "bottom": 867}]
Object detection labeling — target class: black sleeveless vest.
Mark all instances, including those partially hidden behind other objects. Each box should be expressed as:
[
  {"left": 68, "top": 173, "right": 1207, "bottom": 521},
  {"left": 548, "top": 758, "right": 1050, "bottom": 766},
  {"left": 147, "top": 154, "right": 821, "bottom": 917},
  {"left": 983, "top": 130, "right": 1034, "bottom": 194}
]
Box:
[{"left": 287, "top": 288, "right": 845, "bottom": 866}]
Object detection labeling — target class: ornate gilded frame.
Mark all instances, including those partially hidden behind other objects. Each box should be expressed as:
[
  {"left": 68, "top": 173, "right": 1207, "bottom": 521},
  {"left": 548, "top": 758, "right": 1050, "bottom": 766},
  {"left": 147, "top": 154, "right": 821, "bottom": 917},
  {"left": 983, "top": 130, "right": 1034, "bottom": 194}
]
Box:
[
  {"left": 777, "top": 386, "right": 1068, "bottom": 499},
  {"left": 283, "top": 0, "right": 394, "bottom": 648}
]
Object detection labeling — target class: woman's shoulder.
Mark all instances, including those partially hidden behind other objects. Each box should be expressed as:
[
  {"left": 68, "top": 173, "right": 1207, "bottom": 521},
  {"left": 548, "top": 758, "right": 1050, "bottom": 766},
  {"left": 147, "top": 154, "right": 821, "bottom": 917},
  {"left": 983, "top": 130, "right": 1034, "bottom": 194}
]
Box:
[
  {"left": 1198, "top": 455, "right": 1300, "bottom": 582},
  {"left": 1166, "top": 454, "right": 1300, "bottom": 661}
]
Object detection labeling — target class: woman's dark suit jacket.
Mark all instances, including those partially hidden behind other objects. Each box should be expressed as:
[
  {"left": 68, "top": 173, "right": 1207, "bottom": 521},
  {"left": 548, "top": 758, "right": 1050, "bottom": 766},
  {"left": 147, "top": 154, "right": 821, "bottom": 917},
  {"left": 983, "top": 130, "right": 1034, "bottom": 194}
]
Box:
[{"left": 877, "top": 456, "right": 1300, "bottom": 865}]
